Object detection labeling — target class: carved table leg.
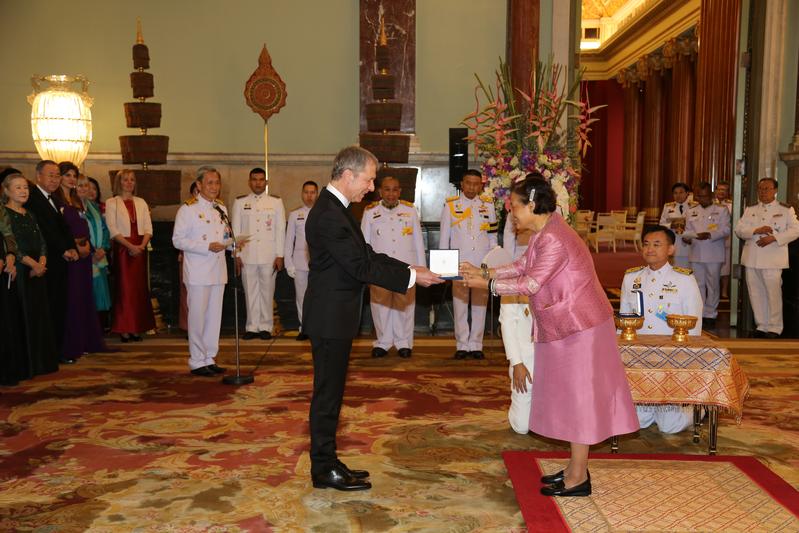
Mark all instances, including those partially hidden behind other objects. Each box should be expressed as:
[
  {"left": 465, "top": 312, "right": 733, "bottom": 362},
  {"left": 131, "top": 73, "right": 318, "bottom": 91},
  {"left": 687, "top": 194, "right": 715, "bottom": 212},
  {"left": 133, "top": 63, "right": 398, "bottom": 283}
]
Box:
[
  {"left": 611, "top": 435, "right": 619, "bottom": 453},
  {"left": 693, "top": 405, "right": 702, "bottom": 443},
  {"left": 708, "top": 406, "right": 719, "bottom": 455}
]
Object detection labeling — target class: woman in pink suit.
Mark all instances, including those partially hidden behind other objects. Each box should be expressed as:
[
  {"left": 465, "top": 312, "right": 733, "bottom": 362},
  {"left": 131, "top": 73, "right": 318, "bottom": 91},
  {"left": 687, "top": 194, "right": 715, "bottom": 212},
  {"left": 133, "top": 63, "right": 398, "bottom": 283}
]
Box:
[{"left": 462, "top": 174, "right": 638, "bottom": 497}]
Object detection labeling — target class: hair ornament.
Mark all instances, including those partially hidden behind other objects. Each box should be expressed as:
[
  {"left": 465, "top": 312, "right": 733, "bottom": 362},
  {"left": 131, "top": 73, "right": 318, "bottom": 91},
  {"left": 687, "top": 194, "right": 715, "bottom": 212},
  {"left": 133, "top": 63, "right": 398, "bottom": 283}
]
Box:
[{"left": 528, "top": 187, "right": 536, "bottom": 203}]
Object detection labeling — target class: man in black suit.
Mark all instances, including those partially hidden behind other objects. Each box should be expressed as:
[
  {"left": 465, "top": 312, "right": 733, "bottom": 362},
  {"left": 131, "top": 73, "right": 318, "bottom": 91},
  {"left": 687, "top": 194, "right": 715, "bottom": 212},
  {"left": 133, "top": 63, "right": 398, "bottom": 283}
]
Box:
[
  {"left": 24, "top": 160, "right": 79, "bottom": 363},
  {"left": 304, "top": 146, "right": 442, "bottom": 491}
]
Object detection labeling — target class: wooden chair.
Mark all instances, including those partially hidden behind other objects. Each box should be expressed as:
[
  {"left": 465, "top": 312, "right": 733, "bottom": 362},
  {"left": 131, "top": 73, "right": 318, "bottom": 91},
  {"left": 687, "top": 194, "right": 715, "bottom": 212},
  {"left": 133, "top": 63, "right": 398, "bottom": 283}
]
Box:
[
  {"left": 574, "top": 210, "right": 594, "bottom": 242},
  {"left": 611, "top": 210, "right": 629, "bottom": 225},
  {"left": 587, "top": 214, "right": 617, "bottom": 252},
  {"left": 615, "top": 211, "right": 646, "bottom": 251}
]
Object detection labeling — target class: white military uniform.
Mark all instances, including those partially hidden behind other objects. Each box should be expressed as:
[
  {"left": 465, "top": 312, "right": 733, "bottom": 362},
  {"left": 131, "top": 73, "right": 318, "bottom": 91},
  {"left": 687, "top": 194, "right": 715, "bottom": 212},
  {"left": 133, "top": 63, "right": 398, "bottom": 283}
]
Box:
[
  {"left": 659, "top": 200, "right": 696, "bottom": 268},
  {"left": 439, "top": 193, "right": 498, "bottom": 351},
  {"left": 362, "top": 200, "right": 425, "bottom": 350},
  {"left": 684, "top": 202, "right": 731, "bottom": 319},
  {"left": 620, "top": 263, "right": 703, "bottom": 433},
  {"left": 734, "top": 200, "right": 799, "bottom": 335},
  {"left": 499, "top": 218, "right": 534, "bottom": 434},
  {"left": 284, "top": 204, "right": 311, "bottom": 329},
  {"left": 716, "top": 199, "right": 733, "bottom": 276},
  {"left": 231, "top": 192, "right": 286, "bottom": 335},
  {"left": 172, "top": 196, "right": 230, "bottom": 370}
]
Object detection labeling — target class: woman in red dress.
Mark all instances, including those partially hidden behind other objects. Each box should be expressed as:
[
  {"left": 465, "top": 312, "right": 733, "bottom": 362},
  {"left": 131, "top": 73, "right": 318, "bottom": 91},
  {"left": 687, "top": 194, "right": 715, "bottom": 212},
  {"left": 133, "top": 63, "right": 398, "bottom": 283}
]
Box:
[{"left": 106, "top": 170, "right": 155, "bottom": 342}]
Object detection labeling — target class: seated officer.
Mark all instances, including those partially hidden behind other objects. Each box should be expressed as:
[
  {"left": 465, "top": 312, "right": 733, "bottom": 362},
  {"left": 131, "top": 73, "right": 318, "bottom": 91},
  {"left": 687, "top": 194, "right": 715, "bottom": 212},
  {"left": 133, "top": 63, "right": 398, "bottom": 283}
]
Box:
[{"left": 620, "top": 225, "right": 703, "bottom": 434}]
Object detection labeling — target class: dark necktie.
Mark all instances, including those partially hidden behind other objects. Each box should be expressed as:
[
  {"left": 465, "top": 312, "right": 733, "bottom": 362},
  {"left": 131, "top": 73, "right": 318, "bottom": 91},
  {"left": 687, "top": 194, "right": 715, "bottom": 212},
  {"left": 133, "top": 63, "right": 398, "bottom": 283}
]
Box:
[{"left": 679, "top": 204, "right": 684, "bottom": 215}]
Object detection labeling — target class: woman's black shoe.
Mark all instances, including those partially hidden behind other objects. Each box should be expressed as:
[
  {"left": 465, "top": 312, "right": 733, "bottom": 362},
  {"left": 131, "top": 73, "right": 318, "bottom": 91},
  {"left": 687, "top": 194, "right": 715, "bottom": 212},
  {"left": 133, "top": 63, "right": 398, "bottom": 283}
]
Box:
[
  {"left": 540, "top": 469, "right": 565, "bottom": 484},
  {"left": 540, "top": 473, "right": 591, "bottom": 497}
]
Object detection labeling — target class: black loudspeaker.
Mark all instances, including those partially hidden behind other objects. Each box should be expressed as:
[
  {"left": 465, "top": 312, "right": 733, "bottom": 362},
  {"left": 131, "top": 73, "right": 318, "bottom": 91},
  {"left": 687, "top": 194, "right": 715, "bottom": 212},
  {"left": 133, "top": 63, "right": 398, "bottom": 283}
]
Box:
[{"left": 449, "top": 127, "right": 469, "bottom": 186}]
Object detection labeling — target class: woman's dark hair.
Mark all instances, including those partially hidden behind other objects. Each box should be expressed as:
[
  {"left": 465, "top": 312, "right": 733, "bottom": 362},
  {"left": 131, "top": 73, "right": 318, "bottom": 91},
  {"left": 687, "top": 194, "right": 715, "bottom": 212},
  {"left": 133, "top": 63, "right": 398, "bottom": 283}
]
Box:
[
  {"left": 511, "top": 172, "right": 557, "bottom": 214},
  {"left": 58, "top": 161, "right": 79, "bottom": 177},
  {"left": 87, "top": 177, "right": 102, "bottom": 202}
]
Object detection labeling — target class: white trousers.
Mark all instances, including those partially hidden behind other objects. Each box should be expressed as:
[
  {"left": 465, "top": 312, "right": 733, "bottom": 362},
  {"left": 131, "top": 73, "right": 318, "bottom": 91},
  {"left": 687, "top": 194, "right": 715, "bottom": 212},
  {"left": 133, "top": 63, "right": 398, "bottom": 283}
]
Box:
[
  {"left": 745, "top": 267, "right": 784, "bottom": 334},
  {"left": 691, "top": 261, "right": 722, "bottom": 319},
  {"left": 673, "top": 255, "right": 691, "bottom": 269},
  {"left": 293, "top": 269, "right": 309, "bottom": 328},
  {"left": 637, "top": 405, "right": 693, "bottom": 434},
  {"left": 370, "top": 285, "right": 416, "bottom": 350},
  {"left": 499, "top": 301, "right": 534, "bottom": 434},
  {"left": 452, "top": 282, "right": 488, "bottom": 351},
  {"left": 241, "top": 263, "right": 276, "bottom": 333},
  {"left": 187, "top": 284, "right": 224, "bottom": 370}
]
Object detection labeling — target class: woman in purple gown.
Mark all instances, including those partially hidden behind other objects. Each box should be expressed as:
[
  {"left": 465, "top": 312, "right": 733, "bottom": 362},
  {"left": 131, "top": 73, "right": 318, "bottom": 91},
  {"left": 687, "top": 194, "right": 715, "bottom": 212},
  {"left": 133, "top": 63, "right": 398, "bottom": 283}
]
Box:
[
  {"left": 56, "top": 162, "right": 107, "bottom": 358},
  {"left": 461, "top": 174, "right": 638, "bottom": 498}
]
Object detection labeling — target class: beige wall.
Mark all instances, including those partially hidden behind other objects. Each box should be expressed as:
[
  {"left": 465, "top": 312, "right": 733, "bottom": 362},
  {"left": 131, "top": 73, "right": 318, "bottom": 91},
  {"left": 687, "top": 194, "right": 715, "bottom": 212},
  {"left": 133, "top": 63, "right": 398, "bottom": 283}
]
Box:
[{"left": 0, "top": 0, "right": 506, "bottom": 155}]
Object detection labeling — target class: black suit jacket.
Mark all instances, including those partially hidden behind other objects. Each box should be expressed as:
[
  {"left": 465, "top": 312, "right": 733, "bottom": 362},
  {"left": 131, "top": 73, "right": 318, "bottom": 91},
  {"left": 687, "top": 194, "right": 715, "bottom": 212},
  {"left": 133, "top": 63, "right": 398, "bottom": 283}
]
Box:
[
  {"left": 303, "top": 187, "right": 411, "bottom": 339},
  {"left": 24, "top": 182, "right": 75, "bottom": 260}
]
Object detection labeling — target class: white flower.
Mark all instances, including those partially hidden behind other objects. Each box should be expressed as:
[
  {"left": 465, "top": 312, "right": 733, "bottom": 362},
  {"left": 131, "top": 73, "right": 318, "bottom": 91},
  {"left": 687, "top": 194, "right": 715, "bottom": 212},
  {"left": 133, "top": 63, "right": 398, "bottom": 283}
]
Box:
[
  {"left": 509, "top": 156, "right": 519, "bottom": 167},
  {"left": 542, "top": 169, "right": 552, "bottom": 179},
  {"left": 487, "top": 157, "right": 497, "bottom": 166}
]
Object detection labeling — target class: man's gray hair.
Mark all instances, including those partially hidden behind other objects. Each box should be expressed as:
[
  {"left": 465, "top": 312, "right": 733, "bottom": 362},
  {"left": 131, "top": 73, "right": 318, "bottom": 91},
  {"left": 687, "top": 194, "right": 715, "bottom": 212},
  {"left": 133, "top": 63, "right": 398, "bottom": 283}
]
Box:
[
  {"left": 331, "top": 146, "right": 378, "bottom": 180},
  {"left": 197, "top": 165, "right": 221, "bottom": 182}
]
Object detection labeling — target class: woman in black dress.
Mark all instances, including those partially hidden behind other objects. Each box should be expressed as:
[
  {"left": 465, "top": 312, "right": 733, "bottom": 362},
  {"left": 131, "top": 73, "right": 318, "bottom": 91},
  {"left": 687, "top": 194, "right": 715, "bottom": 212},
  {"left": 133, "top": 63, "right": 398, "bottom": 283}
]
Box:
[{"left": 0, "top": 202, "right": 26, "bottom": 386}]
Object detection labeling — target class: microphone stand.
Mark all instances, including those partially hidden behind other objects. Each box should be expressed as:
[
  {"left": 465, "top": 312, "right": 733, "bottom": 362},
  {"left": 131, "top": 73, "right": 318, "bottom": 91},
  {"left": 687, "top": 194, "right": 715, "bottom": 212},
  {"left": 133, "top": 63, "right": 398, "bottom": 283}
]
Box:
[{"left": 217, "top": 206, "right": 254, "bottom": 386}]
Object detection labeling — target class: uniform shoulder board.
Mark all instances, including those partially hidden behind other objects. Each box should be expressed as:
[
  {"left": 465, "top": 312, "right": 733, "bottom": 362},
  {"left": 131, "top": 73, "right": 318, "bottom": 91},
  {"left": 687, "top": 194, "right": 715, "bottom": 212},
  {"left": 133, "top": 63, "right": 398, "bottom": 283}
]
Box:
[
  {"left": 480, "top": 193, "right": 493, "bottom": 203},
  {"left": 446, "top": 195, "right": 459, "bottom": 203},
  {"left": 214, "top": 198, "right": 225, "bottom": 206},
  {"left": 665, "top": 201, "right": 676, "bottom": 207},
  {"left": 780, "top": 202, "right": 791, "bottom": 209},
  {"left": 236, "top": 194, "right": 247, "bottom": 199},
  {"left": 184, "top": 197, "right": 198, "bottom": 206},
  {"left": 270, "top": 194, "right": 281, "bottom": 199},
  {"left": 364, "top": 201, "right": 379, "bottom": 210},
  {"left": 400, "top": 200, "right": 414, "bottom": 208},
  {"left": 688, "top": 201, "right": 699, "bottom": 207},
  {"left": 673, "top": 266, "right": 693, "bottom": 275},
  {"left": 625, "top": 265, "right": 645, "bottom": 274}
]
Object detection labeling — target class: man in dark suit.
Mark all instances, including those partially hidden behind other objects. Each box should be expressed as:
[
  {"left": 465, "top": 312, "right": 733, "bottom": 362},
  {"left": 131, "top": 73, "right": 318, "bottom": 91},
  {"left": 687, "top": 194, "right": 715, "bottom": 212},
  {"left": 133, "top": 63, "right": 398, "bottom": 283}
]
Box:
[
  {"left": 24, "top": 160, "right": 79, "bottom": 363},
  {"left": 304, "top": 146, "right": 442, "bottom": 491}
]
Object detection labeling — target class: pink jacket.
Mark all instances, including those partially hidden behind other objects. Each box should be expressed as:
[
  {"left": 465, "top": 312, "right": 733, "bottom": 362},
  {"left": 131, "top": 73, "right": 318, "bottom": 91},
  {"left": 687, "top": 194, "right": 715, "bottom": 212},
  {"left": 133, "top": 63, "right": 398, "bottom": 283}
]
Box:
[{"left": 494, "top": 213, "right": 612, "bottom": 342}]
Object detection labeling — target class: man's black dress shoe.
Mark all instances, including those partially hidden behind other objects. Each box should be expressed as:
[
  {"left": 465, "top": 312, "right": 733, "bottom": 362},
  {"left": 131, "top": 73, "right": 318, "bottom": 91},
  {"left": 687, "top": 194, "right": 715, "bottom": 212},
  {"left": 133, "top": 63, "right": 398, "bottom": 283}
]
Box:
[
  {"left": 372, "top": 347, "right": 388, "bottom": 358},
  {"left": 453, "top": 350, "right": 468, "bottom": 360},
  {"left": 765, "top": 331, "right": 780, "bottom": 339},
  {"left": 208, "top": 364, "right": 226, "bottom": 374},
  {"left": 131, "top": 334, "right": 143, "bottom": 342},
  {"left": 541, "top": 475, "right": 592, "bottom": 497},
  {"left": 60, "top": 358, "right": 77, "bottom": 365},
  {"left": 312, "top": 466, "right": 371, "bottom": 491},
  {"left": 190, "top": 366, "right": 216, "bottom": 377},
  {"left": 398, "top": 348, "right": 412, "bottom": 358},
  {"left": 751, "top": 330, "right": 766, "bottom": 338},
  {"left": 260, "top": 331, "right": 273, "bottom": 340},
  {"left": 540, "top": 469, "right": 565, "bottom": 484},
  {"left": 469, "top": 350, "right": 485, "bottom": 360},
  {"left": 296, "top": 332, "right": 309, "bottom": 341},
  {"left": 336, "top": 460, "right": 369, "bottom": 479},
  {"left": 702, "top": 317, "right": 716, "bottom": 328},
  {"left": 242, "top": 331, "right": 258, "bottom": 340},
  {"left": 119, "top": 335, "right": 130, "bottom": 343}
]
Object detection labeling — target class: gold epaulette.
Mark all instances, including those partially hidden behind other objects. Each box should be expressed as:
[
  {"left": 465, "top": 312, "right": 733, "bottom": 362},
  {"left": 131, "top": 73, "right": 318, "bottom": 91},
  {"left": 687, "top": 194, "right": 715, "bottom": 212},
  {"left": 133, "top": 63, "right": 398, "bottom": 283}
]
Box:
[
  {"left": 400, "top": 200, "right": 414, "bottom": 208},
  {"left": 446, "top": 195, "right": 459, "bottom": 203},
  {"left": 673, "top": 266, "right": 693, "bottom": 275},
  {"left": 236, "top": 194, "right": 247, "bottom": 199},
  {"left": 665, "top": 201, "right": 676, "bottom": 207},
  {"left": 270, "top": 194, "right": 281, "bottom": 199},
  {"left": 214, "top": 198, "right": 225, "bottom": 206},
  {"left": 364, "top": 201, "right": 379, "bottom": 210},
  {"left": 625, "top": 266, "right": 645, "bottom": 274},
  {"left": 480, "top": 193, "right": 493, "bottom": 203},
  {"left": 184, "top": 197, "right": 198, "bottom": 206}
]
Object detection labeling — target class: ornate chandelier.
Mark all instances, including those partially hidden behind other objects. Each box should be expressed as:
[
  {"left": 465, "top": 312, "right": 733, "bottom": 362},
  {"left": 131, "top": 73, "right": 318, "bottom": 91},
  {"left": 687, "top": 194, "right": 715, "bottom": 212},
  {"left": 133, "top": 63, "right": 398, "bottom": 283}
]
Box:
[{"left": 28, "top": 75, "right": 93, "bottom": 166}]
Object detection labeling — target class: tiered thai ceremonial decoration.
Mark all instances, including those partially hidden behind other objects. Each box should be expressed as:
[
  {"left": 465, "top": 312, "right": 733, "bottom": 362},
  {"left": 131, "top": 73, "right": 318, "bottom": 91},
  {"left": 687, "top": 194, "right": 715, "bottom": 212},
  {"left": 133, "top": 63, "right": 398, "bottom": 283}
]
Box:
[
  {"left": 117, "top": 21, "right": 180, "bottom": 206},
  {"left": 358, "top": 17, "right": 417, "bottom": 206}
]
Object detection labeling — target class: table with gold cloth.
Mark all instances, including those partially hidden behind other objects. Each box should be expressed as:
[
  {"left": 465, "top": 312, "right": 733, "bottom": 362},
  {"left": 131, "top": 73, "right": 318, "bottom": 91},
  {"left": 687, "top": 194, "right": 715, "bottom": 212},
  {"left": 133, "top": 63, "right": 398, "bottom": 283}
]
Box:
[{"left": 612, "top": 335, "right": 750, "bottom": 455}]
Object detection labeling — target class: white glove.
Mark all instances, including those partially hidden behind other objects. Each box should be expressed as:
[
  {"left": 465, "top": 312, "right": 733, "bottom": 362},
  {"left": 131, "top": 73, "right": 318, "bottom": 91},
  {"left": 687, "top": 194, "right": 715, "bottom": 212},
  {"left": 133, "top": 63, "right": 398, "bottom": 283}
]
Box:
[{"left": 286, "top": 267, "right": 296, "bottom": 278}]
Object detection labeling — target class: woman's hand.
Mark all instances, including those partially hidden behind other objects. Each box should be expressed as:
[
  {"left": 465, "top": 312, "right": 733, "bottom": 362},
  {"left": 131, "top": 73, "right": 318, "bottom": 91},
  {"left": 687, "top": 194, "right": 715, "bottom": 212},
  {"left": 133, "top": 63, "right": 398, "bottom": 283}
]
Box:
[
  {"left": 31, "top": 261, "right": 47, "bottom": 278},
  {"left": 4, "top": 255, "right": 16, "bottom": 281},
  {"left": 94, "top": 248, "right": 106, "bottom": 262},
  {"left": 460, "top": 262, "right": 489, "bottom": 290},
  {"left": 512, "top": 363, "right": 532, "bottom": 393},
  {"left": 459, "top": 261, "right": 481, "bottom": 279},
  {"left": 77, "top": 241, "right": 91, "bottom": 259},
  {"left": 128, "top": 244, "right": 144, "bottom": 257}
]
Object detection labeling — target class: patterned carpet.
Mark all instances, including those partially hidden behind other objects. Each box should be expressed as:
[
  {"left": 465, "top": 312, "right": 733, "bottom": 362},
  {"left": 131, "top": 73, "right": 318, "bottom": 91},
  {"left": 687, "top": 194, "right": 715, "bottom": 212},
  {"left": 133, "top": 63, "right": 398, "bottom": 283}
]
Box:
[{"left": 0, "top": 336, "right": 797, "bottom": 531}]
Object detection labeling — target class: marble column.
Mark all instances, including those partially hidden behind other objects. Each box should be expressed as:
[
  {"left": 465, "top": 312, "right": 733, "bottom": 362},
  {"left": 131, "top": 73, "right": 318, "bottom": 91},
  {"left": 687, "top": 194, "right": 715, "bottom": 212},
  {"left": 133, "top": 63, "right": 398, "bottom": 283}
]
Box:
[
  {"left": 622, "top": 83, "right": 643, "bottom": 213},
  {"left": 693, "top": 0, "right": 741, "bottom": 187}
]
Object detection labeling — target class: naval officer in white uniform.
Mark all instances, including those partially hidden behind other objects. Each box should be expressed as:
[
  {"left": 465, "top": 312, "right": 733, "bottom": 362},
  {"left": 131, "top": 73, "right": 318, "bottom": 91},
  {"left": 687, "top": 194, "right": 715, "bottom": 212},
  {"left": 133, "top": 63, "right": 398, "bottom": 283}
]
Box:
[
  {"left": 285, "top": 180, "right": 318, "bottom": 341},
  {"left": 172, "top": 166, "right": 231, "bottom": 377},
  {"left": 659, "top": 182, "right": 695, "bottom": 268},
  {"left": 362, "top": 176, "right": 426, "bottom": 358},
  {"left": 682, "top": 182, "right": 731, "bottom": 325},
  {"left": 439, "top": 170, "right": 498, "bottom": 360},
  {"left": 734, "top": 178, "right": 799, "bottom": 338},
  {"left": 231, "top": 167, "right": 286, "bottom": 340},
  {"left": 620, "top": 225, "right": 703, "bottom": 433}
]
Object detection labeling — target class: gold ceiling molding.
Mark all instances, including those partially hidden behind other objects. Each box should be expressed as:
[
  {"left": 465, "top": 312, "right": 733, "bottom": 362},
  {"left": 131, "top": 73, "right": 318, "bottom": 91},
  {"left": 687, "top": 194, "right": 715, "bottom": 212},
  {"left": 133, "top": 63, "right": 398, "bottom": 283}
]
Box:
[
  {"left": 580, "top": 0, "right": 700, "bottom": 80},
  {"left": 582, "top": 0, "right": 629, "bottom": 20},
  {"left": 616, "top": 30, "right": 698, "bottom": 87}
]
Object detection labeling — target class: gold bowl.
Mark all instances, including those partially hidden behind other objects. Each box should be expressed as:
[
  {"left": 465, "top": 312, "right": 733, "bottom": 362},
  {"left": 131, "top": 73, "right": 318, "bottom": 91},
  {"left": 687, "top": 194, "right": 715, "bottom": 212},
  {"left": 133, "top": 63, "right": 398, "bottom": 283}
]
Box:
[
  {"left": 615, "top": 315, "right": 645, "bottom": 341},
  {"left": 666, "top": 314, "right": 698, "bottom": 343}
]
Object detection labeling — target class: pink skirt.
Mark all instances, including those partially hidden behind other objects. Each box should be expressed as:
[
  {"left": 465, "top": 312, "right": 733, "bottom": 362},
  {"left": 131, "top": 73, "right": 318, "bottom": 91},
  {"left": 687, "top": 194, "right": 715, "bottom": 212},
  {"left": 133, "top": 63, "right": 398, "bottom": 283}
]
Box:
[{"left": 529, "top": 317, "right": 639, "bottom": 445}]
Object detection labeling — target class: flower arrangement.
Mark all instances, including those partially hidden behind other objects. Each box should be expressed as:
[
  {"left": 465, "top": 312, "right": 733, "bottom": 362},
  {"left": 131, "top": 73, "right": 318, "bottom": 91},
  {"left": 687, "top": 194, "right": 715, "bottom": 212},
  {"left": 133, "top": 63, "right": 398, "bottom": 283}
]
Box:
[{"left": 461, "top": 58, "right": 602, "bottom": 222}]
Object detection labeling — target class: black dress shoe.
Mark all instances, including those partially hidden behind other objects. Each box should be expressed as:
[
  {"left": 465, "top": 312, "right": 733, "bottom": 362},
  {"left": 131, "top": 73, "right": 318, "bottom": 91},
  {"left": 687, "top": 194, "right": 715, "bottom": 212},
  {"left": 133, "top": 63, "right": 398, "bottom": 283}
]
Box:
[
  {"left": 765, "top": 332, "right": 780, "bottom": 339},
  {"left": 312, "top": 466, "right": 371, "bottom": 491},
  {"left": 208, "top": 364, "right": 226, "bottom": 374},
  {"left": 751, "top": 330, "right": 766, "bottom": 338},
  {"left": 469, "top": 350, "right": 485, "bottom": 360},
  {"left": 372, "top": 347, "right": 388, "bottom": 358},
  {"left": 398, "top": 348, "right": 412, "bottom": 358},
  {"left": 119, "top": 335, "right": 130, "bottom": 343},
  {"left": 702, "top": 317, "right": 716, "bottom": 328},
  {"left": 336, "top": 460, "right": 370, "bottom": 479},
  {"left": 541, "top": 474, "right": 592, "bottom": 497},
  {"left": 60, "top": 358, "right": 77, "bottom": 365},
  {"left": 296, "top": 332, "right": 309, "bottom": 341},
  {"left": 131, "top": 334, "right": 143, "bottom": 342},
  {"left": 540, "top": 469, "right": 565, "bottom": 484},
  {"left": 260, "top": 331, "right": 273, "bottom": 340},
  {"left": 190, "top": 366, "right": 216, "bottom": 377},
  {"left": 453, "top": 350, "right": 468, "bottom": 360},
  {"left": 242, "top": 331, "right": 258, "bottom": 340}
]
